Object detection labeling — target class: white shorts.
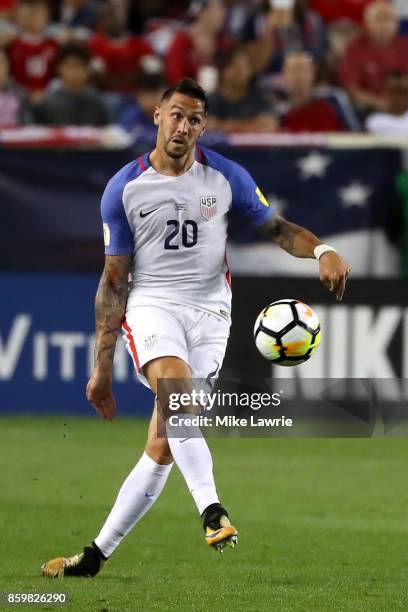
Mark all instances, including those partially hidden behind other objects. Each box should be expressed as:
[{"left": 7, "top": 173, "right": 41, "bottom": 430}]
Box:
[{"left": 122, "top": 300, "right": 230, "bottom": 386}]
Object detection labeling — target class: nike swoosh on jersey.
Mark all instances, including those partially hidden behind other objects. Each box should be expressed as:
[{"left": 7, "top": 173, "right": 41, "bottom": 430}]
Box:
[{"left": 140, "top": 208, "right": 159, "bottom": 218}]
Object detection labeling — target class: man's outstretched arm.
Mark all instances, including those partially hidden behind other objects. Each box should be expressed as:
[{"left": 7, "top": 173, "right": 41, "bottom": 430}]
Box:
[
  {"left": 260, "top": 215, "right": 351, "bottom": 302},
  {"left": 86, "top": 254, "right": 132, "bottom": 420}
]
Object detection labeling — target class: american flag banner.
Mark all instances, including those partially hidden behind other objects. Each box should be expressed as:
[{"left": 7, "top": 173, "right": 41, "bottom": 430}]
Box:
[
  {"left": 221, "top": 146, "right": 402, "bottom": 241},
  {"left": 218, "top": 144, "right": 403, "bottom": 276}
]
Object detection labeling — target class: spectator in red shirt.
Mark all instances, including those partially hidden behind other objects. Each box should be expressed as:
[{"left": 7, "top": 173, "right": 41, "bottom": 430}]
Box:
[
  {"left": 279, "top": 51, "right": 356, "bottom": 131},
  {"left": 6, "top": 0, "right": 58, "bottom": 97},
  {"left": 88, "top": 1, "right": 155, "bottom": 92},
  {"left": 339, "top": 0, "right": 408, "bottom": 113},
  {"left": 165, "top": 0, "right": 232, "bottom": 86}
]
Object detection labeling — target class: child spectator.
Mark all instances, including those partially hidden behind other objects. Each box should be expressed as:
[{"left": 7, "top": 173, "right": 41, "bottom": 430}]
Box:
[
  {"left": 366, "top": 70, "right": 408, "bottom": 134},
  {"left": 32, "top": 43, "right": 110, "bottom": 126},
  {"left": 339, "top": 1, "right": 408, "bottom": 114},
  {"left": 207, "top": 48, "right": 277, "bottom": 133},
  {"left": 6, "top": 0, "right": 58, "bottom": 97},
  {"left": 278, "top": 51, "right": 358, "bottom": 131},
  {"left": 88, "top": 1, "right": 154, "bottom": 92},
  {"left": 0, "top": 48, "right": 30, "bottom": 125}
]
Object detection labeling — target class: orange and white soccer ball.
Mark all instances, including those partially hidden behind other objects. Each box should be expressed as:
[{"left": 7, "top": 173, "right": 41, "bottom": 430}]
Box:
[{"left": 254, "top": 299, "right": 321, "bottom": 366}]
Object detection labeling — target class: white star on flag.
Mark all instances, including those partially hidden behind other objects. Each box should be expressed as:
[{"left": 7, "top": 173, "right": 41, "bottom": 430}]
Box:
[
  {"left": 297, "top": 151, "right": 332, "bottom": 179},
  {"left": 338, "top": 182, "right": 371, "bottom": 207},
  {"left": 267, "top": 195, "right": 288, "bottom": 215}
]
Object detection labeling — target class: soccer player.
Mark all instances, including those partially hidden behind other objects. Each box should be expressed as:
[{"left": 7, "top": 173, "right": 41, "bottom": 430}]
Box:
[{"left": 42, "top": 78, "right": 350, "bottom": 578}]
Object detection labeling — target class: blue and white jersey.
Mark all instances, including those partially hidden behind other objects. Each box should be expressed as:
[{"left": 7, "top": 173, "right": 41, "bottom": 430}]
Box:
[{"left": 101, "top": 146, "right": 275, "bottom": 318}]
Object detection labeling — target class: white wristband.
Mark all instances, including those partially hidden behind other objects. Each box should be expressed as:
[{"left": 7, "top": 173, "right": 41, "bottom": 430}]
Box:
[{"left": 314, "top": 244, "right": 337, "bottom": 260}]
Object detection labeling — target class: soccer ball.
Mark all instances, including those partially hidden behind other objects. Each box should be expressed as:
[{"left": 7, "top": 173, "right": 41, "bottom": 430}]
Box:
[{"left": 254, "top": 299, "right": 321, "bottom": 366}]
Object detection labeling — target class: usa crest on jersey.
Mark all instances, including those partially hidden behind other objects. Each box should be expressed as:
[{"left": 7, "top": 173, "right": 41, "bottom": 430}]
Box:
[{"left": 200, "top": 196, "right": 217, "bottom": 220}]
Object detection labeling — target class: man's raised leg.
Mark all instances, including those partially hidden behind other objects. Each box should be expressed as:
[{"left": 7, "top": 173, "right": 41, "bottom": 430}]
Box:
[{"left": 144, "top": 356, "right": 238, "bottom": 552}]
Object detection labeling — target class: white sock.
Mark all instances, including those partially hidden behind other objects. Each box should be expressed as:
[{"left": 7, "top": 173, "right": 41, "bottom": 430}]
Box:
[
  {"left": 166, "top": 414, "right": 219, "bottom": 515},
  {"left": 94, "top": 452, "right": 173, "bottom": 558}
]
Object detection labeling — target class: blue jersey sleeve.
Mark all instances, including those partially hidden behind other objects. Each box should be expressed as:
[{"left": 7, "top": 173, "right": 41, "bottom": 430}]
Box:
[
  {"left": 100, "top": 164, "right": 135, "bottom": 256},
  {"left": 199, "top": 147, "right": 274, "bottom": 226},
  {"left": 229, "top": 163, "right": 274, "bottom": 226}
]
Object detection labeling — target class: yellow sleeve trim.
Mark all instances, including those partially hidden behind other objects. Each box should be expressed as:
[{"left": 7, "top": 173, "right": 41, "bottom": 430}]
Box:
[{"left": 256, "top": 186, "right": 269, "bottom": 207}]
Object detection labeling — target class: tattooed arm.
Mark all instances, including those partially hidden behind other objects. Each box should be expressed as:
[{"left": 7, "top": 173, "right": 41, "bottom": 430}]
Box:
[
  {"left": 86, "top": 255, "right": 132, "bottom": 420},
  {"left": 260, "top": 215, "right": 320, "bottom": 258},
  {"left": 260, "top": 215, "right": 351, "bottom": 301}
]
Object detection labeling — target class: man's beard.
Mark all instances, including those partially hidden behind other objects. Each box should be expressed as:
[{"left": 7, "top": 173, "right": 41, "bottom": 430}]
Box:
[{"left": 164, "top": 141, "right": 189, "bottom": 159}]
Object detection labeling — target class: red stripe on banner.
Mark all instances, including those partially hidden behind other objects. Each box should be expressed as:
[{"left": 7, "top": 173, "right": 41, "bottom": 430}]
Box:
[
  {"left": 122, "top": 318, "right": 140, "bottom": 369},
  {"left": 196, "top": 146, "right": 203, "bottom": 163},
  {"left": 224, "top": 251, "right": 231, "bottom": 288},
  {"left": 139, "top": 155, "right": 146, "bottom": 172}
]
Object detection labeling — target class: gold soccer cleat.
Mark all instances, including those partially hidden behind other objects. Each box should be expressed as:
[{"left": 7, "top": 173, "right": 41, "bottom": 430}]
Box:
[
  {"left": 41, "top": 544, "right": 105, "bottom": 578},
  {"left": 203, "top": 504, "right": 238, "bottom": 553}
]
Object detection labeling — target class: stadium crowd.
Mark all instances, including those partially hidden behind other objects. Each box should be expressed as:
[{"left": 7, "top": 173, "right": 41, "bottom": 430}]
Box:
[{"left": 1, "top": 0, "right": 408, "bottom": 138}]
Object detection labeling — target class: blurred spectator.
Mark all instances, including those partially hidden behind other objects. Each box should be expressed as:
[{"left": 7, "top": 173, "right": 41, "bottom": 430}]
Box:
[
  {"left": 243, "top": 0, "right": 326, "bottom": 78},
  {"left": 165, "top": 0, "right": 234, "bottom": 86},
  {"left": 0, "top": 48, "right": 30, "bottom": 125},
  {"left": 366, "top": 70, "right": 408, "bottom": 134},
  {"left": 88, "top": 1, "right": 155, "bottom": 92},
  {"left": 278, "top": 51, "right": 358, "bottom": 131},
  {"left": 310, "top": 0, "right": 373, "bottom": 24},
  {"left": 117, "top": 71, "right": 165, "bottom": 142},
  {"left": 31, "top": 43, "right": 110, "bottom": 126},
  {"left": 6, "top": 0, "right": 58, "bottom": 97},
  {"left": 54, "top": 0, "right": 102, "bottom": 30},
  {"left": 207, "top": 48, "right": 277, "bottom": 133},
  {"left": 339, "top": 1, "right": 408, "bottom": 114}
]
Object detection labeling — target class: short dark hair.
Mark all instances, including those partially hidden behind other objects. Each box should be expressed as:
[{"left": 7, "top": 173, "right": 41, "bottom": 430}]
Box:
[
  {"left": 160, "top": 78, "right": 208, "bottom": 114},
  {"left": 57, "top": 43, "right": 91, "bottom": 66}
]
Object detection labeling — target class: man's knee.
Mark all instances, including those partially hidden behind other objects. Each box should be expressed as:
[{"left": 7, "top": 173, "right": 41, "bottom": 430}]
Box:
[
  {"left": 143, "top": 356, "right": 191, "bottom": 387},
  {"left": 144, "top": 356, "right": 195, "bottom": 419},
  {"left": 145, "top": 437, "right": 173, "bottom": 465}
]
